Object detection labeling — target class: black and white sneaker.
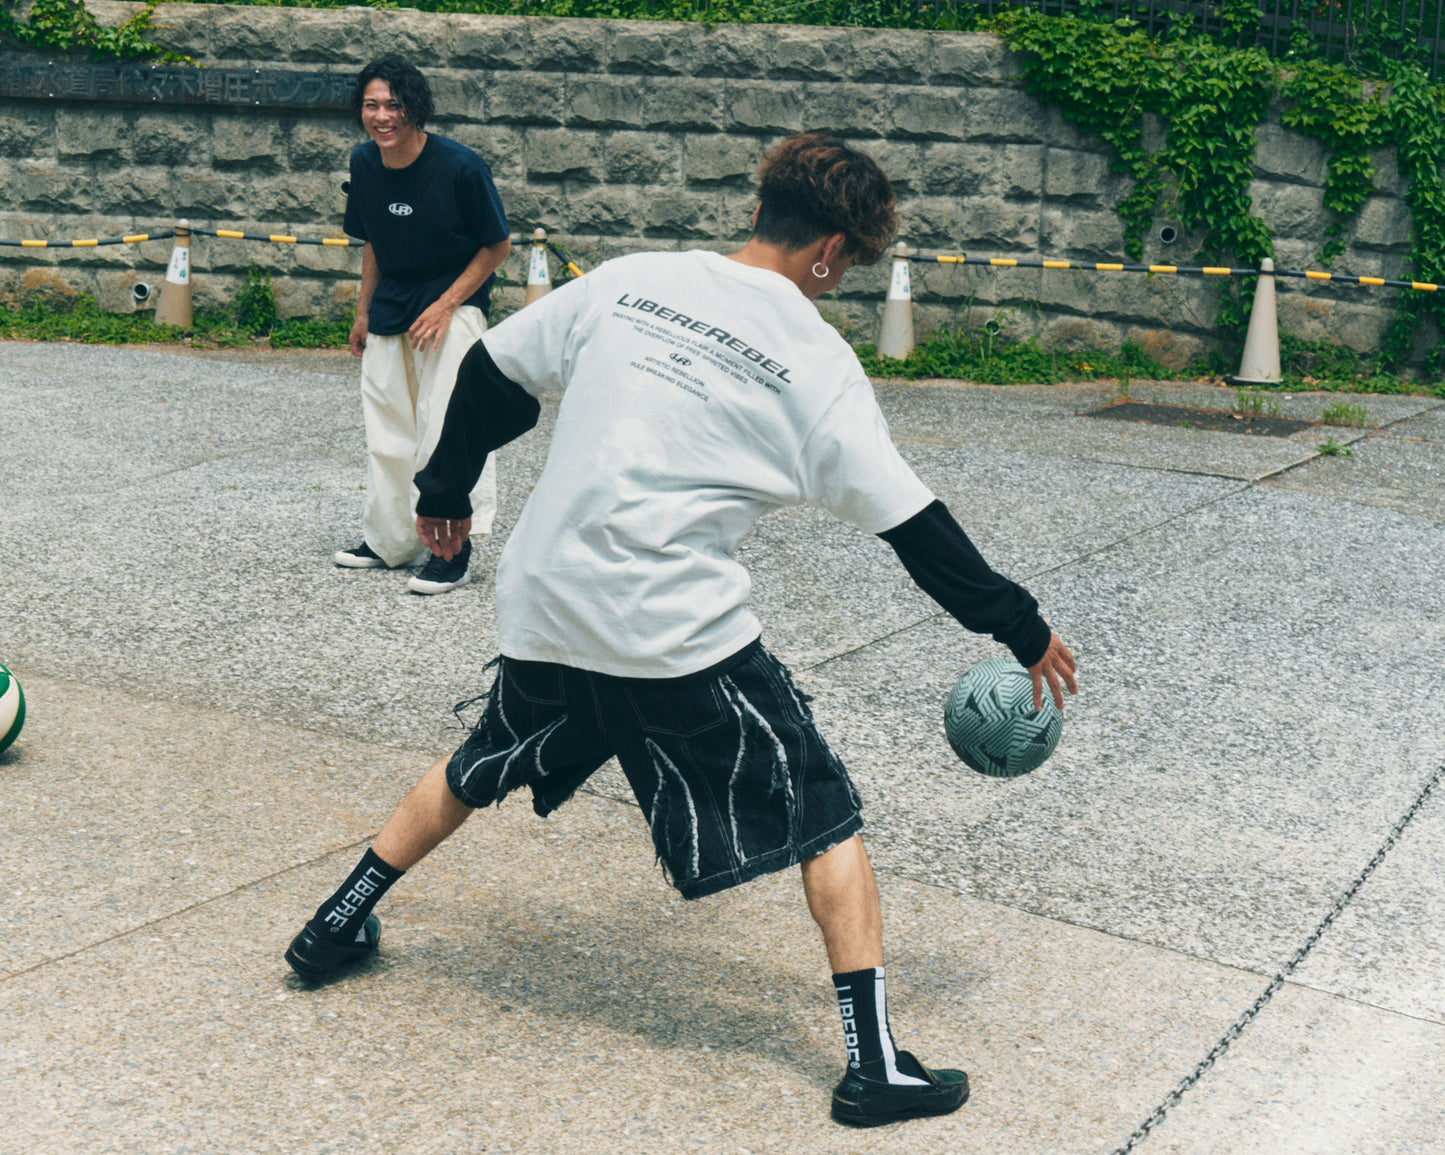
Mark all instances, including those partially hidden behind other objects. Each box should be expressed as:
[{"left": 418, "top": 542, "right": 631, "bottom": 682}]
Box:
[
  {"left": 830, "top": 1053, "right": 970, "bottom": 1127},
  {"left": 333, "top": 541, "right": 388, "bottom": 569},
  {"left": 285, "top": 915, "right": 381, "bottom": 980},
  {"left": 407, "top": 539, "right": 471, "bottom": 595}
]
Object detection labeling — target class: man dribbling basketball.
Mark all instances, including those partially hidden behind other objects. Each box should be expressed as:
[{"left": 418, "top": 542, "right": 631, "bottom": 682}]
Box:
[{"left": 287, "top": 133, "right": 1077, "bottom": 1127}]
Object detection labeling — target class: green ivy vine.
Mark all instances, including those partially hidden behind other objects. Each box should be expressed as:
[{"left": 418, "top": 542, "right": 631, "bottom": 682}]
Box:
[
  {"left": 1277, "top": 60, "right": 1385, "bottom": 265},
  {"left": 995, "top": 10, "right": 1445, "bottom": 372},
  {"left": 1379, "top": 67, "right": 1445, "bottom": 373},
  {"left": 0, "top": 0, "right": 186, "bottom": 61}
]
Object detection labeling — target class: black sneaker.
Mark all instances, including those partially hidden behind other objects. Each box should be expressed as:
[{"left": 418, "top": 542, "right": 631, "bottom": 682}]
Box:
[
  {"left": 333, "top": 541, "right": 387, "bottom": 569},
  {"left": 285, "top": 915, "right": 381, "bottom": 980},
  {"left": 830, "top": 1052, "right": 970, "bottom": 1128},
  {"left": 407, "top": 539, "right": 471, "bottom": 595}
]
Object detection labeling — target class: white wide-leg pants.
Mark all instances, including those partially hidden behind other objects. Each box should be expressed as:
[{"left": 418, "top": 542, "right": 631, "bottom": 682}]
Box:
[{"left": 358, "top": 305, "right": 497, "bottom": 568}]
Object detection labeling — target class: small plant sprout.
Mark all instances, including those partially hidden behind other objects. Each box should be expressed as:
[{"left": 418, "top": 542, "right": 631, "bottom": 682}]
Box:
[
  {"left": 1320, "top": 401, "right": 1375, "bottom": 428},
  {"left": 235, "top": 265, "right": 278, "bottom": 335},
  {"left": 1234, "top": 388, "right": 1281, "bottom": 416},
  {"left": 1318, "top": 436, "right": 1355, "bottom": 458}
]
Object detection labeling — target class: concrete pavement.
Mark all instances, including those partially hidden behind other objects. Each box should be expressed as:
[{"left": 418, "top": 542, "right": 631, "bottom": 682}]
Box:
[{"left": 1, "top": 341, "right": 1443, "bottom": 1154}]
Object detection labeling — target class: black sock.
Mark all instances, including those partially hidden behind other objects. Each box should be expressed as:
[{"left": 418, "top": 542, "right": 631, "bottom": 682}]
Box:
[
  {"left": 307, "top": 848, "right": 404, "bottom": 942},
  {"left": 833, "top": 967, "right": 929, "bottom": 1085}
]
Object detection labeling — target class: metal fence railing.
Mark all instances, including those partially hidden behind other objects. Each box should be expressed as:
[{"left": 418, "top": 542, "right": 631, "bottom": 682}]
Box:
[{"left": 952, "top": 0, "right": 1444, "bottom": 80}]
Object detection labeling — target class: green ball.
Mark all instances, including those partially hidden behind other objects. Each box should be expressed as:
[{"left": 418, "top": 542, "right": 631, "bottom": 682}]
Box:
[
  {"left": 944, "top": 657, "right": 1062, "bottom": 778},
  {"left": 0, "top": 663, "right": 26, "bottom": 754}
]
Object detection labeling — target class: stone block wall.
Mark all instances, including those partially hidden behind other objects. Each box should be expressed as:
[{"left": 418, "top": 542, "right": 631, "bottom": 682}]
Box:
[{"left": 1, "top": 2, "right": 1436, "bottom": 366}]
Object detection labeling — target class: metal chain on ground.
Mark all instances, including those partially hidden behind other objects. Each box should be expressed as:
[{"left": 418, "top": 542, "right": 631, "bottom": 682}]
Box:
[{"left": 1109, "top": 761, "right": 1445, "bottom": 1155}]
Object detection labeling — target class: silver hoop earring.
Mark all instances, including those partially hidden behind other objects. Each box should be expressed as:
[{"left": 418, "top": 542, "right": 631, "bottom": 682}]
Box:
[{"left": 812, "top": 261, "right": 830, "bottom": 279}]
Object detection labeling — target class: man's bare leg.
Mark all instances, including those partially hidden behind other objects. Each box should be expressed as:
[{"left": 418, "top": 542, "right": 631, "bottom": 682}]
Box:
[
  {"left": 804, "top": 834, "right": 970, "bottom": 1127},
  {"left": 800, "top": 834, "right": 883, "bottom": 973},
  {"left": 372, "top": 756, "right": 475, "bottom": 870}
]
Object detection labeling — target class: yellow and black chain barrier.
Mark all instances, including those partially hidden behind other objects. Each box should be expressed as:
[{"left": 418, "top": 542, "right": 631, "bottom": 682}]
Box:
[
  {"left": 0, "top": 227, "right": 362, "bottom": 249},
  {"left": 545, "top": 239, "right": 584, "bottom": 279},
  {"left": 912, "top": 253, "right": 1442, "bottom": 294},
  {"left": 1, "top": 229, "right": 177, "bottom": 248},
  {"left": 0, "top": 228, "right": 583, "bottom": 272},
  {"left": 9, "top": 229, "right": 1441, "bottom": 294},
  {"left": 191, "top": 227, "right": 361, "bottom": 247}
]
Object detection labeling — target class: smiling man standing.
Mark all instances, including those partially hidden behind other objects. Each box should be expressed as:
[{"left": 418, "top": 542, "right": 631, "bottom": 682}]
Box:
[{"left": 333, "top": 57, "right": 511, "bottom": 594}]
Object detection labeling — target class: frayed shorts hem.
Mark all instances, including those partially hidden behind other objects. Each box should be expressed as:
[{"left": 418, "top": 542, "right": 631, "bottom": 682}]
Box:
[
  {"left": 444, "top": 646, "right": 867, "bottom": 901},
  {"left": 673, "top": 811, "right": 865, "bottom": 901}
]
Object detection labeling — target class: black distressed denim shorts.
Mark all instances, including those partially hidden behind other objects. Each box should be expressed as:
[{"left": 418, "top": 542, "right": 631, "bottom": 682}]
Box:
[{"left": 444, "top": 640, "right": 864, "bottom": 900}]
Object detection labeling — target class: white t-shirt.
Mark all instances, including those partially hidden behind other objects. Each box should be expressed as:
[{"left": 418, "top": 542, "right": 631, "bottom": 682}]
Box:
[{"left": 483, "top": 249, "right": 935, "bottom": 677}]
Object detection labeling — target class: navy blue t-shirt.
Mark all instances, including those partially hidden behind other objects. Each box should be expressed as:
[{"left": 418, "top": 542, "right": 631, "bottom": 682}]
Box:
[{"left": 343, "top": 134, "right": 510, "bottom": 336}]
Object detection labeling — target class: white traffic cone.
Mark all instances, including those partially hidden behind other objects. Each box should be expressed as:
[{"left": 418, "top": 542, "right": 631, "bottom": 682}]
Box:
[
  {"left": 154, "top": 220, "right": 193, "bottom": 328},
  {"left": 1230, "top": 257, "right": 1280, "bottom": 384},
  {"left": 876, "top": 242, "right": 914, "bottom": 359},
  {"left": 523, "top": 227, "right": 552, "bottom": 307}
]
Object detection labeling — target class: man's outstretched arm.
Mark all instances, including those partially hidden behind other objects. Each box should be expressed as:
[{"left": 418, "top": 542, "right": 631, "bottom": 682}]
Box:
[{"left": 878, "top": 500, "right": 1077, "bottom": 710}]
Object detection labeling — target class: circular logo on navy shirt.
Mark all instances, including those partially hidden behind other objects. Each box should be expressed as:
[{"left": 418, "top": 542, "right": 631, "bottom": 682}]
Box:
[{"left": 388, "top": 202, "right": 414, "bottom": 216}]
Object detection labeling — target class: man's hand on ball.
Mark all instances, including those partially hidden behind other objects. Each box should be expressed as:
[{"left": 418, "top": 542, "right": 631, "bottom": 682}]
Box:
[
  {"left": 1028, "top": 633, "right": 1078, "bottom": 712},
  {"left": 417, "top": 515, "right": 471, "bottom": 560}
]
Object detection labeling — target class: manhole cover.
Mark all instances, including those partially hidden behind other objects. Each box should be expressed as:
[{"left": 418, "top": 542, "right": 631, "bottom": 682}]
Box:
[{"left": 1085, "top": 401, "right": 1314, "bottom": 437}]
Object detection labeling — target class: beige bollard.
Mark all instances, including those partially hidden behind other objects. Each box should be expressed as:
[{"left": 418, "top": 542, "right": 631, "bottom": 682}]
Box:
[
  {"left": 876, "top": 242, "right": 914, "bottom": 359},
  {"left": 1229, "top": 257, "right": 1281, "bottom": 385},
  {"left": 523, "top": 227, "right": 552, "bottom": 307},
  {"left": 154, "top": 220, "right": 193, "bottom": 328}
]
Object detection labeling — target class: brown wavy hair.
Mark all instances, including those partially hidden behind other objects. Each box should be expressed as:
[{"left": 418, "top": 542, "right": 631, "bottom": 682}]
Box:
[
  {"left": 752, "top": 134, "right": 898, "bottom": 265},
  {"left": 352, "top": 58, "right": 434, "bottom": 131}
]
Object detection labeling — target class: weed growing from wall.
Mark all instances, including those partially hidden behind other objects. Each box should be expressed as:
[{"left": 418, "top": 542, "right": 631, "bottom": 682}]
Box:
[{"left": 234, "top": 265, "right": 278, "bottom": 335}]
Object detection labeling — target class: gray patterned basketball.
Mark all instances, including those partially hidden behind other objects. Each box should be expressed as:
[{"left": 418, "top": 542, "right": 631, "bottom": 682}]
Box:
[{"left": 944, "top": 657, "right": 1062, "bottom": 778}]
